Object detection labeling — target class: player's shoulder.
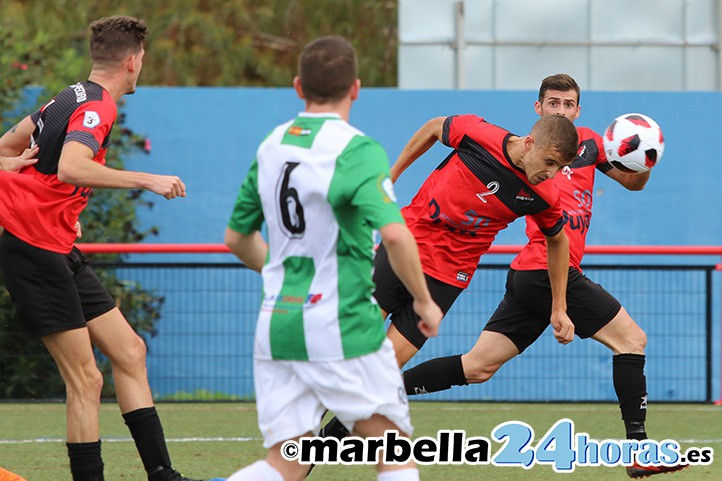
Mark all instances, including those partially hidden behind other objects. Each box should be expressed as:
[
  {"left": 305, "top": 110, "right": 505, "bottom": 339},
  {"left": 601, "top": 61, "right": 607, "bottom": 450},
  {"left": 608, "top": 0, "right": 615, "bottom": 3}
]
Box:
[
  {"left": 339, "top": 133, "right": 388, "bottom": 166},
  {"left": 446, "top": 114, "right": 510, "bottom": 143},
  {"left": 576, "top": 125, "right": 602, "bottom": 142}
]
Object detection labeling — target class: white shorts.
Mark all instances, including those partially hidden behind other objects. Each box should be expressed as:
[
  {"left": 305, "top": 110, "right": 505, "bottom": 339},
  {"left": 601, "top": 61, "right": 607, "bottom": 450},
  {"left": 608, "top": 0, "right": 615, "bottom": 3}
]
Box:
[{"left": 254, "top": 338, "right": 412, "bottom": 448}]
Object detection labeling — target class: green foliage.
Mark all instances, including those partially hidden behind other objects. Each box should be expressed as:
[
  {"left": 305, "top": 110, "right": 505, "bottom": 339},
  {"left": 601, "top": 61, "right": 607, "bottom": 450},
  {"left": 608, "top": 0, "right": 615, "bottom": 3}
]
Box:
[{"left": 0, "top": 0, "right": 398, "bottom": 88}]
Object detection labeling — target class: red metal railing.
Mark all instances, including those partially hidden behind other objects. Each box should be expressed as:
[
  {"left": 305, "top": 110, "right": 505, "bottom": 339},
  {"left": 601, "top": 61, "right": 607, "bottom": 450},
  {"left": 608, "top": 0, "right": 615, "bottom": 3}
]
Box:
[{"left": 75, "top": 243, "right": 722, "bottom": 256}]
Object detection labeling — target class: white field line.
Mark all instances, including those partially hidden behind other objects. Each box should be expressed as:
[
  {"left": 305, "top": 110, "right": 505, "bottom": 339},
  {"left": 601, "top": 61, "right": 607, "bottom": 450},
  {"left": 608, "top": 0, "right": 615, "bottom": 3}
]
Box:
[
  {"left": 0, "top": 436, "right": 258, "bottom": 444},
  {"left": 2, "top": 436, "right": 721, "bottom": 445}
]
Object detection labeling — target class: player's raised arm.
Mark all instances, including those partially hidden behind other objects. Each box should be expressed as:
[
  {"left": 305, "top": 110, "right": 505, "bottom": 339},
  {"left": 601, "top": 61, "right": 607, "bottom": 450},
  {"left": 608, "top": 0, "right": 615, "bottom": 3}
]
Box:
[
  {"left": 604, "top": 166, "right": 650, "bottom": 191},
  {"left": 545, "top": 228, "right": 574, "bottom": 344},
  {"left": 390, "top": 116, "right": 445, "bottom": 182}
]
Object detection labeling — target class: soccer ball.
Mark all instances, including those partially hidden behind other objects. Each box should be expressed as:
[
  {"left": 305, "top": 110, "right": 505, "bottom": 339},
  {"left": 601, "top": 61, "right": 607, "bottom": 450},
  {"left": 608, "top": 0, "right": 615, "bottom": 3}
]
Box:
[{"left": 602, "top": 113, "right": 664, "bottom": 173}]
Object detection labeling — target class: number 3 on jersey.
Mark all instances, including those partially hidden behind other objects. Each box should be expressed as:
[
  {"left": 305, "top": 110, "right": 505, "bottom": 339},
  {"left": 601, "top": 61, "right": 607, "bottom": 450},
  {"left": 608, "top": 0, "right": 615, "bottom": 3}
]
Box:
[{"left": 277, "top": 162, "right": 306, "bottom": 238}]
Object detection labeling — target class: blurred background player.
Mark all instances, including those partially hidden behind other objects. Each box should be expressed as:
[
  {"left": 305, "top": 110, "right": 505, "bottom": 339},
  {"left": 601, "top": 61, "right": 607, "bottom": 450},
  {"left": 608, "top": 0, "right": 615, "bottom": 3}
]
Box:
[
  {"left": 0, "top": 16, "right": 203, "bottom": 481},
  {"left": 223, "top": 35, "right": 442, "bottom": 481},
  {"left": 401, "top": 73, "right": 687, "bottom": 478}
]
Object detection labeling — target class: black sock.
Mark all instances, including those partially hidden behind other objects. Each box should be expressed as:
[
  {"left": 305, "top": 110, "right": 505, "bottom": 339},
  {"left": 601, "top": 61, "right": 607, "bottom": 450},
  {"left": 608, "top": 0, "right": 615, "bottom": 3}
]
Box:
[
  {"left": 612, "top": 354, "right": 648, "bottom": 440},
  {"left": 67, "top": 440, "right": 104, "bottom": 481},
  {"left": 403, "top": 354, "right": 467, "bottom": 396},
  {"left": 320, "top": 416, "right": 349, "bottom": 439},
  {"left": 123, "top": 407, "right": 172, "bottom": 473}
]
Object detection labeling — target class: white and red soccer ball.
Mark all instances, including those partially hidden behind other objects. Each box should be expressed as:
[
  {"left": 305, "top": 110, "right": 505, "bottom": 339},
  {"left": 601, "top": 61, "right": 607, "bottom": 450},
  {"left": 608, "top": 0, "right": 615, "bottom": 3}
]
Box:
[{"left": 603, "top": 113, "right": 664, "bottom": 173}]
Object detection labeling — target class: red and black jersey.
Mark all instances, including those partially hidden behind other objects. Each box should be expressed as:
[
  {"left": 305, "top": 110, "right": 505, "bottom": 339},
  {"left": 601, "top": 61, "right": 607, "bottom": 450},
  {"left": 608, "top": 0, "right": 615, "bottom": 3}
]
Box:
[
  {"left": 0, "top": 81, "right": 116, "bottom": 254},
  {"left": 402, "top": 114, "right": 565, "bottom": 288},
  {"left": 512, "top": 126, "right": 612, "bottom": 272}
]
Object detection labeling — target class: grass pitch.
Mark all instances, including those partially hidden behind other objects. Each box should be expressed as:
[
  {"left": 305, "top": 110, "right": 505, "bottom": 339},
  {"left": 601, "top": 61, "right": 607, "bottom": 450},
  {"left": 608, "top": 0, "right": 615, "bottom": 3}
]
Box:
[{"left": 0, "top": 401, "right": 719, "bottom": 480}]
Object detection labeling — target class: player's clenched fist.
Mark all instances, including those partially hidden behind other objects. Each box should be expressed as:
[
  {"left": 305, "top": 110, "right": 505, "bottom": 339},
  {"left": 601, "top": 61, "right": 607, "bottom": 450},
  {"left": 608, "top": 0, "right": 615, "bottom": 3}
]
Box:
[{"left": 148, "top": 174, "right": 186, "bottom": 199}]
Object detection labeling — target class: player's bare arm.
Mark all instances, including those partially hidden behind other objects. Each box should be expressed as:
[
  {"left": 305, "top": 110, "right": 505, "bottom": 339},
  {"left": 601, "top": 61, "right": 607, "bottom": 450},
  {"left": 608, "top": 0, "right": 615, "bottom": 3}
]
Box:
[
  {"left": 604, "top": 166, "right": 650, "bottom": 191},
  {"left": 223, "top": 228, "right": 267, "bottom": 273},
  {"left": 379, "top": 222, "right": 442, "bottom": 337},
  {"left": 545, "top": 229, "right": 574, "bottom": 344},
  {"left": 389, "top": 116, "right": 445, "bottom": 182},
  {"left": 0, "top": 146, "right": 39, "bottom": 172},
  {"left": 0, "top": 116, "right": 36, "bottom": 156},
  {"left": 58, "top": 141, "right": 186, "bottom": 199}
]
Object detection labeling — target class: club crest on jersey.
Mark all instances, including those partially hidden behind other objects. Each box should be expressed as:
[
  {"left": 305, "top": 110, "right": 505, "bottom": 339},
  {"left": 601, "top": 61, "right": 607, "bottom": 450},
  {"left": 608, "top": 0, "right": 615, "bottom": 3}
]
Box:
[
  {"left": 456, "top": 271, "right": 469, "bottom": 283},
  {"left": 562, "top": 166, "right": 573, "bottom": 181},
  {"left": 515, "top": 188, "right": 534, "bottom": 203},
  {"left": 288, "top": 126, "right": 311, "bottom": 136},
  {"left": 577, "top": 144, "right": 587, "bottom": 160},
  {"left": 83, "top": 111, "right": 100, "bottom": 129}
]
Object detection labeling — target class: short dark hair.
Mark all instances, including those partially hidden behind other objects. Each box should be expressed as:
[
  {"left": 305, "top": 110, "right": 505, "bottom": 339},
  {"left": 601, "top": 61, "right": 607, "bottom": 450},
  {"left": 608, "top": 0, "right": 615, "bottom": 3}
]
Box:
[
  {"left": 298, "top": 35, "right": 357, "bottom": 104},
  {"left": 89, "top": 16, "right": 147, "bottom": 65},
  {"left": 538, "top": 74, "right": 580, "bottom": 104},
  {"left": 530, "top": 114, "right": 579, "bottom": 164}
]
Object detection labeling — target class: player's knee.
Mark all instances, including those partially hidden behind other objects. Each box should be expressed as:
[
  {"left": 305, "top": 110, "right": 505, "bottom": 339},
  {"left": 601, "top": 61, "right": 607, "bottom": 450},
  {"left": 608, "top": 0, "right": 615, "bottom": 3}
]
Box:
[
  {"left": 630, "top": 327, "right": 647, "bottom": 352},
  {"left": 66, "top": 363, "right": 103, "bottom": 400},
  {"left": 113, "top": 334, "right": 147, "bottom": 371},
  {"left": 464, "top": 361, "right": 500, "bottom": 384},
  {"left": 616, "top": 325, "right": 647, "bottom": 354}
]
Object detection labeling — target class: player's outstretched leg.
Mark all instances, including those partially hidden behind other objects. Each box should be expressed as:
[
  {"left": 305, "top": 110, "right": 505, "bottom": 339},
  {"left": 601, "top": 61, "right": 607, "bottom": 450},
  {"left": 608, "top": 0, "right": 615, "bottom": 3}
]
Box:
[{"left": 594, "top": 310, "right": 688, "bottom": 478}]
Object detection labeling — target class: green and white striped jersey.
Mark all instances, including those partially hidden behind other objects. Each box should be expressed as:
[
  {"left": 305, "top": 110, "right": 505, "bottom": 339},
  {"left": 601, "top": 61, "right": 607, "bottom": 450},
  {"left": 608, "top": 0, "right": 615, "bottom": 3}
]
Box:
[{"left": 228, "top": 112, "right": 403, "bottom": 361}]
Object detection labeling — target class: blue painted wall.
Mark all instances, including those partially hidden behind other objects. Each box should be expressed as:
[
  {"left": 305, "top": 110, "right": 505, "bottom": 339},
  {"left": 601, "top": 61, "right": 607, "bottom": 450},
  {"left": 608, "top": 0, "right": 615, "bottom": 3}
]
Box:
[
  {"left": 115, "top": 88, "right": 720, "bottom": 401},
  {"left": 122, "top": 88, "right": 722, "bottom": 250}
]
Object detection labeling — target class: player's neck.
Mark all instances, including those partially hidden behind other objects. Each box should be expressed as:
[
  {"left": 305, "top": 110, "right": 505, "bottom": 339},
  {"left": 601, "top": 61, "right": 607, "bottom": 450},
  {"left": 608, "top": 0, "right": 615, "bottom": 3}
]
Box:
[
  {"left": 506, "top": 135, "right": 527, "bottom": 169},
  {"left": 304, "top": 98, "right": 352, "bottom": 121},
  {"left": 87, "top": 70, "right": 128, "bottom": 103}
]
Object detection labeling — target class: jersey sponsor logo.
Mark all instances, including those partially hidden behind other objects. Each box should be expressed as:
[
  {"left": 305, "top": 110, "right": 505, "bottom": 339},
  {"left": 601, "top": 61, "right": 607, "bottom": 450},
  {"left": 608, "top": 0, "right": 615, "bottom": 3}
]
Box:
[
  {"left": 475, "top": 180, "right": 499, "bottom": 203},
  {"left": 428, "top": 198, "right": 489, "bottom": 237},
  {"left": 563, "top": 211, "right": 591, "bottom": 234},
  {"left": 288, "top": 126, "right": 312, "bottom": 136},
  {"left": 83, "top": 111, "right": 101, "bottom": 129},
  {"left": 262, "top": 293, "right": 323, "bottom": 311},
  {"left": 456, "top": 271, "right": 469, "bottom": 283},
  {"left": 381, "top": 177, "right": 397, "bottom": 203},
  {"left": 515, "top": 188, "right": 535, "bottom": 203},
  {"left": 71, "top": 82, "right": 87, "bottom": 102}
]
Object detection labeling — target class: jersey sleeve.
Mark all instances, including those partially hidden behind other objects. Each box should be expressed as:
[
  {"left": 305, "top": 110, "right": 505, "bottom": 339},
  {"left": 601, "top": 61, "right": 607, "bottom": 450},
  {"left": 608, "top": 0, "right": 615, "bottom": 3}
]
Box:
[
  {"left": 529, "top": 195, "right": 565, "bottom": 237},
  {"left": 441, "top": 114, "right": 484, "bottom": 149},
  {"left": 65, "top": 99, "right": 116, "bottom": 155},
  {"left": 228, "top": 158, "right": 265, "bottom": 234},
  {"left": 592, "top": 129, "right": 614, "bottom": 174},
  {"left": 336, "top": 136, "right": 404, "bottom": 230}
]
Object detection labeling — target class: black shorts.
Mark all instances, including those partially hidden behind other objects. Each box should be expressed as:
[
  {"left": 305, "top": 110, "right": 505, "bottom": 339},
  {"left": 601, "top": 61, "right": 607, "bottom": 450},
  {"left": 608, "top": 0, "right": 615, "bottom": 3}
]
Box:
[
  {"left": 372, "top": 242, "right": 463, "bottom": 349},
  {"left": 484, "top": 267, "right": 622, "bottom": 353},
  {"left": 0, "top": 230, "right": 116, "bottom": 338}
]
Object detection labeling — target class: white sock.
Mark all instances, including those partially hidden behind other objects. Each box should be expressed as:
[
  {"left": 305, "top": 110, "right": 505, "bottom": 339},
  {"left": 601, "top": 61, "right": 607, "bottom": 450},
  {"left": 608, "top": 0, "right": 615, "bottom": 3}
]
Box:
[
  {"left": 377, "top": 467, "right": 420, "bottom": 481},
  {"left": 226, "top": 460, "right": 284, "bottom": 481}
]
